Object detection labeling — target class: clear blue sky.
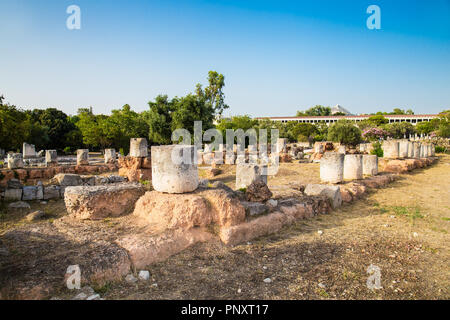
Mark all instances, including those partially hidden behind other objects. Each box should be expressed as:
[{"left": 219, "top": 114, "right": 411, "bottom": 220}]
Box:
[{"left": 0, "top": 0, "right": 449, "bottom": 117}]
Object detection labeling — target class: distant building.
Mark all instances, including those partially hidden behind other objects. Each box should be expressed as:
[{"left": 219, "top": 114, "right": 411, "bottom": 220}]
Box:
[
  {"left": 255, "top": 114, "right": 439, "bottom": 126},
  {"left": 331, "top": 104, "right": 353, "bottom": 115}
]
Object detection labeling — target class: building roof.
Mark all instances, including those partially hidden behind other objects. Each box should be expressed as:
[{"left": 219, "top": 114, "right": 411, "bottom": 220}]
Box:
[{"left": 255, "top": 114, "right": 439, "bottom": 120}]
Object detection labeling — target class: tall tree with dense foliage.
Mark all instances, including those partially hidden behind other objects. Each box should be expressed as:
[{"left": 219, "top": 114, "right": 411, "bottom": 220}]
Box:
[
  {"left": 196, "top": 71, "right": 229, "bottom": 117},
  {"left": 297, "top": 105, "right": 332, "bottom": 117},
  {"left": 144, "top": 95, "right": 177, "bottom": 145},
  {"left": 327, "top": 120, "right": 362, "bottom": 145}
]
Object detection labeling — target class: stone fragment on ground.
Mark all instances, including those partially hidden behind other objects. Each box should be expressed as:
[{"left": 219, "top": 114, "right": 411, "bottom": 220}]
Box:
[
  {"left": 304, "top": 184, "right": 342, "bottom": 209},
  {"left": 245, "top": 180, "right": 273, "bottom": 202},
  {"left": 64, "top": 183, "right": 145, "bottom": 220}
]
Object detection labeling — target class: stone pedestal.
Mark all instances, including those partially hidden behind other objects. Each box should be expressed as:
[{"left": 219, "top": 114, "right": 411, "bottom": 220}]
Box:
[
  {"left": 362, "top": 155, "right": 378, "bottom": 176},
  {"left": 420, "top": 144, "right": 426, "bottom": 158},
  {"left": 383, "top": 140, "right": 399, "bottom": 159},
  {"left": 45, "top": 150, "right": 58, "bottom": 166},
  {"left": 104, "top": 149, "right": 116, "bottom": 164},
  {"left": 236, "top": 164, "right": 267, "bottom": 189},
  {"left": 413, "top": 142, "right": 421, "bottom": 159},
  {"left": 23, "top": 143, "right": 36, "bottom": 159},
  {"left": 407, "top": 142, "right": 414, "bottom": 158},
  {"left": 398, "top": 140, "right": 409, "bottom": 159},
  {"left": 130, "top": 138, "right": 148, "bottom": 157},
  {"left": 7, "top": 153, "right": 24, "bottom": 169},
  {"left": 77, "top": 149, "right": 89, "bottom": 166},
  {"left": 344, "top": 154, "right": 363, "bottom": 180},
  {"left": 151, "top": 145, "right": 199, "bottom": 194},
  {"left": 320, "top": 152, "right": 344, "bottom": 184}
]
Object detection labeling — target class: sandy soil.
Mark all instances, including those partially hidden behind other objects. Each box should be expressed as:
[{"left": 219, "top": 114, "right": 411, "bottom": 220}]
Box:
[
  {"left": 103, "top": 155, "right": 449, "bottom": 300},
  {"left": 1, "top": 156, "right": 449, "bottom": 300}
]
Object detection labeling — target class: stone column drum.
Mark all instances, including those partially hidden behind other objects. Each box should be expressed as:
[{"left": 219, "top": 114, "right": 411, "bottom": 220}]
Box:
[
  {"left": 104, "top": 149, "right": 116, "bottom": 164},
  {"left": 407, "top": 141, "right": 414, "bottom": 158},
  {"left": 45, "top": 150, "right": 58, "bottom": 166},
  {"left": 151, "top": 145, "right": 199, "bottom": 194},
  {"left": 130, "top": 138, "right": 148, "bottom": 157},
  {"left": 77, "top": 149, "right": 89, "bottom": 166},
  {"left": 236, "top": 164, "right": 268, "bottom": 189},
  {"left": 23, "top": 143, "right": 36, "bottom": 159},
  {"left": 320, "top": 152, "right": 344, "bottom": 184},
  {"left": 413, "top": 142, "right": 421, "bottom": 159},
  {"left": 362, "top": 155, "right": 378, "bottom": 176},
  {"left": 382, "top": 140, "right": 399, "bottom": 159},
  {"left": 344, "top": 154, "right": 363, "bottom": 180},
  {"left": 426, "top": 144, "right": 432, "bottom": 158},
  {"left": 398, "top": 140, "right": 409, "bottom": 158},
  {"left": 419, "top": 144, "right": 426, "bottom": 158}
]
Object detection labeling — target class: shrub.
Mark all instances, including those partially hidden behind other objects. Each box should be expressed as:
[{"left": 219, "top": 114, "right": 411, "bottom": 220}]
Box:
[
  {"left": 362, "top": 127, "right": 388, "bottom": 141},
  {"left": 63, "top": 147, "right": 71, "bottom": 155},
  {"left": 435, "top": 146, "right": 447, "bottom": 154},
  {"left": 370, "top": 141, "right": 384, "bottom": 157},
  {"left": 327, "top": 120, "right": 362, "bottom": 146}
]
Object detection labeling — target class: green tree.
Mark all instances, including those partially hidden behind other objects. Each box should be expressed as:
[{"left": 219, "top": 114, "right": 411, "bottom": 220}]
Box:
[
  {"left": 27, "top": 108, "right": 77, "bottom": 150},
  {"left": 297, "top": 105, "right": 332, "bottom": 117},
  {"left": 196, "top": 71, "right": 229, "bottom": 117},
  {"left": 288, "top": 123, "right": 318, "bottom": 142},
  {"left": 327, "top": 120, "right": 362, "bottom": 145},
  {"left": 144, "top": 95, "right": 177, "bottom": 145},
  {"left": 0, "top": 103, "right": 29, "bottom": 151},
  {"left": 171, "top": 94, "right": 215, "bottom": 138},
  {"left": 384, "top": 122, "right": 416, "bottom": 138},
  {"left": 367, "top": 115, "right": 388, "bottom": 126}
]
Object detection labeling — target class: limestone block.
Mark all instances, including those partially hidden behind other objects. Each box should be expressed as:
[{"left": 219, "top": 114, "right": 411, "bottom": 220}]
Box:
[
  {"left": 45, "top": 150, "right": 58, "bottom": 166},
  {"left": 23, "top": 143, "right": 36, "bottom": 159},
  {"left": 104, "top": 149, "right": 116, "bottom": 164},
  {"left": 344, "top": 154, "right": 363, "bottom": 180},
  {"left": 320, "top": 152, "right": 344, "bottom": 184},
  {"left": 130, "top": 138, "right": 148, "bottom": 157},
  {"left": 304, "top": 184, "right": 342, "bottom": 209},
  {"left": 236, "top": 164, "right": 267, "bottom": 189},
  {"left": 4, "top": 189, "right": 23, "bottom": 201},
  {"left": 383, "top": 140, "right": 399, "bottom": 159},
  {"left": 7, "top": 153, "right": 24, "bottom": 169},
  {"left": 54, "top": 174, "right": 83, "bottom": 186},
  {"left": 151, "top": 145, "right": 199, "bottom": 194},
  {"left": 362, "top": 155, "right": 378, "bottom": 176},
  {"left": 22, "top": 186, "right": 38, "bottom": 201},
  {"left": 64, "top": 183, "right": 145, "bottom": 220},
  {"left": 398, "top": 140, "right": 409, "bottom": 158},
  {"left": 77, "top": 149, "right": 89, "bottom": 166}
]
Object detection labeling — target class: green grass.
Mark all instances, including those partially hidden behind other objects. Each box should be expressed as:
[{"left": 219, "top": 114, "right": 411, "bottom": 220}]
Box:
[{"left": 381, "top": 205, "right": 424, "bottom": 223}]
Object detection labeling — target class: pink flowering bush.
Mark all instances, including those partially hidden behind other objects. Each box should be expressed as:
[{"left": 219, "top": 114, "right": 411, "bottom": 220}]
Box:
[{"left": 362, "top": 127, "right": 388, "bottom": 141}]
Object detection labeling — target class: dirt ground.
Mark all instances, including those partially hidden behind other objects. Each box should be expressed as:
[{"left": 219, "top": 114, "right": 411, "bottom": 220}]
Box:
[
  {"left": 105, "top": 155, "right": 449, "bottom": 300},
  {"left": 1, "top": 156, "right": 449, "bottom": 300}
]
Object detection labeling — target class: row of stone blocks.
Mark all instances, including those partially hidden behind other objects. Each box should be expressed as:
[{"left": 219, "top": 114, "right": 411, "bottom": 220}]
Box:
[
  {"left": 320, "top": 153, "right": 379, "bottom": 183},
  {"left": 5, "top": 149, "right": 117, "bottom": 169},
  {"left": 383, "top": 140, "right": 435, "bottom": 159},
  {"left": 1, "top": 174, "right": 126, "bottom": 201},
  {"left": 150, "top": 144, "right": 271, "bottom": 194}
]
